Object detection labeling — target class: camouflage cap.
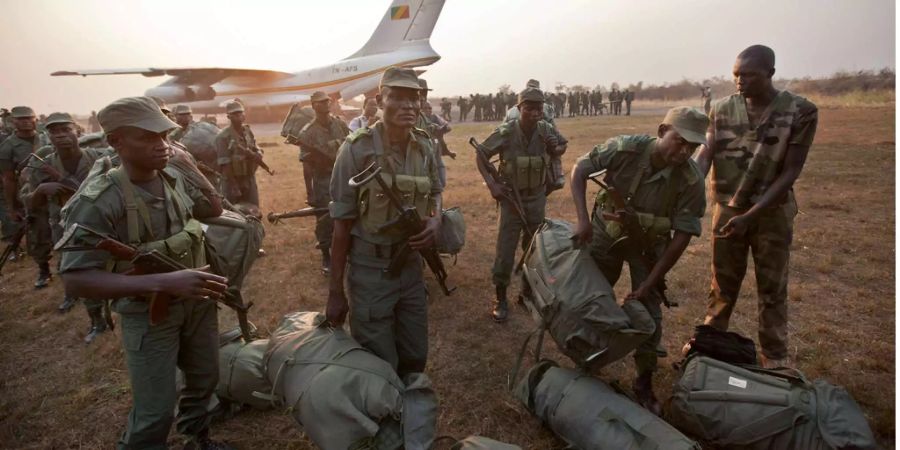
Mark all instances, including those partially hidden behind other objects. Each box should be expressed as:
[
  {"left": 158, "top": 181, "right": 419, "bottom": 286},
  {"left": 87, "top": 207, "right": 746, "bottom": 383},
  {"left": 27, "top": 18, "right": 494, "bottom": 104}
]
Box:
[
  {"left": 225, "top": 101, "right": 245, "bottom": 114},
  {"left": 44, "top": 112, "right": 76, "bottom": 126},
  {"left": 149, "top": 96, "right": 171, "bottom": 114},
  {"left": 98, "top": 96, "right": 179, "bottom": 134},
  {"left": 173, "top": 104, "right": 192, "bottom": 115},
  {"left": 417, "top": 79, "right": 432, "bottom": 91},
  {"left": 380, "top": 67, "right": 420, "bottom": 90},
  {"left": 10, "top": 106, "right": 36, "bottom": 118},
  {"left": 662, "top": 106, "right": 709, "bottom": 145},
  {"left": 310, "top": 91, "right": 330, "bottom": 103},
  {"left": 526, "top": 79, "right": 540, "bottom": 88},
  {"left": 517, "top": 87, "right": 544, "bottom": 105}
]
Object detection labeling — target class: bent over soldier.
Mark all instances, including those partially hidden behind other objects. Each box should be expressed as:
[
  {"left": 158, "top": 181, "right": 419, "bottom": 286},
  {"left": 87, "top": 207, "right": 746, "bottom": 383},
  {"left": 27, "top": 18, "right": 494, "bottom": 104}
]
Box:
[
  {"left": 476, "top": 86, "right": 567, "bottom": 322},
  {"left": 297, "top": 91, "right": 350, "bottom": 273},
  {"left": 326, "top": 67, "right": 443, "bottom": 377}
]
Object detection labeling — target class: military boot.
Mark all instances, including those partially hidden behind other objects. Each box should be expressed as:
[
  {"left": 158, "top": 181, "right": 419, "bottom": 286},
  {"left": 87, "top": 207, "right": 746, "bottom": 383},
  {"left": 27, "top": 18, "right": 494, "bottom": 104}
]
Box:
[
  {"left": 321, "top": 248, "right": 331, "bottom": 275},
  {"left": 84, "top": 307, "right": 108, "bottom": 344},
  {"left": 34, "top": 263, "right": 51, "bottom": 289},
  {"left": 633, "top": 372, "right": 662, "bottom": 416},
  {"left": 491, "top": 286, "right": 509, "bottom": 323},
  {"left": 57, "top": 296, "right": 77, "bottom": 313}
]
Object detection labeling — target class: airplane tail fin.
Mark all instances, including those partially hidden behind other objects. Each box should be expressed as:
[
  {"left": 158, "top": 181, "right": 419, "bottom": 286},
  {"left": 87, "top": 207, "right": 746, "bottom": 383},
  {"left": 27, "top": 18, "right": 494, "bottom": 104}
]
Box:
[{"left": 345, "top": 0, "right": 445, "bottom": 59}]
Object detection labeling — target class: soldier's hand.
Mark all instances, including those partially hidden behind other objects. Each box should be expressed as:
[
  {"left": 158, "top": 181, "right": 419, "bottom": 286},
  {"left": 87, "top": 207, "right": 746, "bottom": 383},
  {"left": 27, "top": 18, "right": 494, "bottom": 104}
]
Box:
[
  {"left": 572, "top": 219, "right": 592, "bottom": 247},
  {"left": 40, "top": 165, "right": 63, "bottom": 181},
  {"left": 488, "top": 182, "right": 511, "bottom": 201},
  {"left": 718, "top": 214, "right": 750, "bottom": 238},
  {"left": 326, "top": 289, "right": 349, "bottom": 327},
  {"left": 545, "top": 134, "right": 559, "bottom": 149},
  {"left": 625, "top": 282, "right": 653, "bottom": 302},
  {"left": 409, "top": 215, "right": 441, "bottom": 250},
  {"left": 160, "top": 266, "right": 228, "bottom": 300}
]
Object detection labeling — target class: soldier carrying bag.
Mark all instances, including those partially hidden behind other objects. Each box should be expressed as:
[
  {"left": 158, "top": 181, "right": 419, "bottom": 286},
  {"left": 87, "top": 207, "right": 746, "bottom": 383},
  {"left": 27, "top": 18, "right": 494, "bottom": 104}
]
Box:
[{"left": 436, "top": 206, "right": 466, "bottom": 257}]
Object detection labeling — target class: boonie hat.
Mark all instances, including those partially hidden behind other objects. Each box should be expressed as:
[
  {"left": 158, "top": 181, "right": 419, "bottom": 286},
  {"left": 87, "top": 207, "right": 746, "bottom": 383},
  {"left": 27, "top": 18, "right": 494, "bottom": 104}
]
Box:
[
  {"left": 417, "top": 79, "right": 432, "bottom": 91},
  {"left": 310, "top": 91, "right": 330, "bottom": 103},
  {"left": 44, "top": 112, "right": 75, "bottom": 127},
  {"left": 517, "top": 87, "right": 544, "bottom": 105},
  {"left": 173, "top": 104, "right": 192, "bottom": 115},
  {"left": 526, "top": 79, "right": 540, "bottom": 88},
  {"left": 98, "top": 96, "right": 179, "bottom": 134},
  {"left": 225, "top": 101, "right": 245, "bottom": 114},
  {"left": 662, "top": 106, "right": 709, "bottom": 145},
  {"left": 11, "top": 106, "right": 36, "bottom": 118},
  {"left": 379, "top": 67, "right": 421, "bottom": 90}
]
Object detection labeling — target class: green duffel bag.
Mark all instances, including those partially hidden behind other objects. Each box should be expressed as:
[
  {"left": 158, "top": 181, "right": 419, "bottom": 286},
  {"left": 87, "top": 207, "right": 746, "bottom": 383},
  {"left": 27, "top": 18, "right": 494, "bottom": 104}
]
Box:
[
  {"left": 216, "top": 329, "right": 272, "bottom": 410},
  {"left": 432, "top": 436, "right": 522, "bottom": 450},
  {"left": 514, "top": 360, "right": 700, "bottom": 450},
  {"left": 202, "top": 208, "right": 265, "bottom": 290},
  {"left": 436, "top": 207, "right": 466, "bottom": 256},
  {"left": 520, "top": 219, "right": 655, "bottom": 369},
  {"left": 667, "top": 355, "right": 878, "bottom": 450},
  {"left": 264, "top": 312, "right": 438, "bottom": 450}
]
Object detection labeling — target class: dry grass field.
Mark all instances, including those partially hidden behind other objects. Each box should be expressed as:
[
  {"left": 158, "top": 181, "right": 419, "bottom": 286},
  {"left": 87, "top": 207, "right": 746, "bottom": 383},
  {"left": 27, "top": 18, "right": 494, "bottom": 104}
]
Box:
[{"left": 0, "top": 104, "right": 894, "bottom": 449}]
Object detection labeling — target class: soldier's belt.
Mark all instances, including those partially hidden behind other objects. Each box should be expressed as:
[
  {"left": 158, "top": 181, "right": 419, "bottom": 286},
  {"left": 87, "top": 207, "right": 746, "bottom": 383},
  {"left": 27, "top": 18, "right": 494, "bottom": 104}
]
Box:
[{"left": 353, "top": 240, "right": 402, "bottom": 259}]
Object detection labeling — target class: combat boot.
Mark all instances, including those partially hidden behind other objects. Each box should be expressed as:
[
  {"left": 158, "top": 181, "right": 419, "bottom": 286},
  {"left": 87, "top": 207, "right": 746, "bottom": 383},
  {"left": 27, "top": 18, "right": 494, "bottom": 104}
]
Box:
[
  {"left": 633, "top": 372, "right": 662, "bottom": 416},
  {"left": 491, "top": 286, "right": 509, "bottom": 323},
  {"left": 34, "top": 263, "right": 51, "bottom": 289},
  {"left": 84, "top": 307, "right": 108, "bottom": 344},
  {"left": 57, "top": 296, "right": 77, "bottom": 313},
  {"left": 321, "top": 248, "right": 331, "bottom": 275}
]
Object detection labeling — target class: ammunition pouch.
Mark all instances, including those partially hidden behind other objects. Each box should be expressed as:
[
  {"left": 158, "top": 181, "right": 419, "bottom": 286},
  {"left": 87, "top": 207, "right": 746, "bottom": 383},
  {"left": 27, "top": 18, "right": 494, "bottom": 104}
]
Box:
[
  {"left": 500, "top": 155, "right": 545, "bottom": 191},
  {"left": 359, "top": 173, "right": 432, "bottom": 238}
]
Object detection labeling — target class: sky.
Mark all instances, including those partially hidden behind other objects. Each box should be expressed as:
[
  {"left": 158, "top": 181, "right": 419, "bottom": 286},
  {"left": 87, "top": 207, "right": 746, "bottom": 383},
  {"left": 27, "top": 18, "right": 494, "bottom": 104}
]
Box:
[{"left": 0, "top": 0, "right": 895, "bottom": 114}]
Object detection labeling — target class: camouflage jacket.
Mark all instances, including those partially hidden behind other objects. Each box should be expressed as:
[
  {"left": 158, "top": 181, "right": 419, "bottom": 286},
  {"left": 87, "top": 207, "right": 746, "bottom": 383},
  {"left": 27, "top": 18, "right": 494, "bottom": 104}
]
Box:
[{"left": 297, "top": 115, "right": 350, "bottom": 170}]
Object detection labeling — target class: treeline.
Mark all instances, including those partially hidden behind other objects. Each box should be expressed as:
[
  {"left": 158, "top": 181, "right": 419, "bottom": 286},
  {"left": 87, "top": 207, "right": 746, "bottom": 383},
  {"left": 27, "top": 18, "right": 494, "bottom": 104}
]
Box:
[{"left": 556, "top": 68, "right": 895, "bottom": 101}]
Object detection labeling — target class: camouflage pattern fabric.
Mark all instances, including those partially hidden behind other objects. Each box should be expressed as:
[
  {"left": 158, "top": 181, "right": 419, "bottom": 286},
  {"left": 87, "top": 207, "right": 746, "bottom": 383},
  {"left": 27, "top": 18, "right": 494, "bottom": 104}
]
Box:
[
  {"left": 215, "top": 124, "right": 259, "bottom": 206},
  {"left": 297, "top": 116, "right": 349, "bottom": 250}
]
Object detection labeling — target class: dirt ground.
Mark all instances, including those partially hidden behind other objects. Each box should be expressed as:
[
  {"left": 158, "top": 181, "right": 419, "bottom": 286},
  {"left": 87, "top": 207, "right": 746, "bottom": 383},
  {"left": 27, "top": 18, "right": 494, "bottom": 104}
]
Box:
[{"left": 0, "top": 105, "right": 894, "bottom": 449}]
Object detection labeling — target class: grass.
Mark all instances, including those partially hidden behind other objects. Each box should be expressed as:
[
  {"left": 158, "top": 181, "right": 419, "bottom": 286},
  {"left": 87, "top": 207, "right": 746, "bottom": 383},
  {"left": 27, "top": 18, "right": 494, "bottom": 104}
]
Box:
[{"left": 0, "top": 104, "right": 894, "bottom": 449}]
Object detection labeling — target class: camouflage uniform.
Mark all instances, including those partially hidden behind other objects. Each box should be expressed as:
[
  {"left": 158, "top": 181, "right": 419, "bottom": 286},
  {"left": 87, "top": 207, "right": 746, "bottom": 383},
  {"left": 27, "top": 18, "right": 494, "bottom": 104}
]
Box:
[
  {"left": 329, "top": 121, "right": 442, "bottom": 375},
  {"left": 575, "top": 135, "right": 706, "bottom": 374},
  {"left": 297, "top": 115, "right": 350, "bottom": 251},
  {"left": 0, "top": 132, "right": 50, "bottom": 247},
  {"left": 705, "top": 90, "right": 818, "bottom": 360},
  {"left": 215, "top": 124, "right": 260, "bottom": 206},
  {"left": 481, "top": 118, "right": 566, "bottom": 289}
]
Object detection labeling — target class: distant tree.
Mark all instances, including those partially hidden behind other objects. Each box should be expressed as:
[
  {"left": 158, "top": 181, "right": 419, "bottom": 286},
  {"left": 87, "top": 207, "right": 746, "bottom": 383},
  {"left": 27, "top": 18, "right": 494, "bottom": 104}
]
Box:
[{"left": 498, "top": 84, "right": 512, "bottom": 95}]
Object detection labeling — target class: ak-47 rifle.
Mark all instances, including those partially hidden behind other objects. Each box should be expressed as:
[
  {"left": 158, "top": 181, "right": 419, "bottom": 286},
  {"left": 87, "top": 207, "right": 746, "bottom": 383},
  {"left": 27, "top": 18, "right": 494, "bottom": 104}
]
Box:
[
  {"left": 55, "top": 223, "right": 256, "bottom": 341},
  {"left": 349, "top": 162, "right": 456, "bottom": 296},
  {"left": 0, "top": 217, "right": 28, "bottom": 275},
  {"left": 588, "top": 169, "right": 677, "bottom": 308},
  {"left": 21, "top": 152, "right": 80, "bottom": 201},
  {"left": 468, "top": 137, "right": 531, "bottom": 232},
  {"left": 266, "top": 206, "right": 329, "bottom": 224},
  {"left": 230, "top": 139, "right": 274, "bottom": 176}
]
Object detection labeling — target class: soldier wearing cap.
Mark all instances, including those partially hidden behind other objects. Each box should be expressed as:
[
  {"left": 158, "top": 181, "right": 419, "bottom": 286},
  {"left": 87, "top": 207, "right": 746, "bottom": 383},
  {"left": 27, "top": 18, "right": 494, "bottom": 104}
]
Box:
[
  {"left": 570, "top": 106, "right": 709, "bottom": 415},
  {"left": 215, "top": 100, "right": 262, "bottom": 207},
  {"left": 169, "top": 104, "right": 195, "bottom": 142},
  {"left": 326, "top": 67, "right": 443, "bottom": 377},
  {"left": 0, "top": 106, "right": 50, "bottom": 264},
  {"left": 58, "top": 96, "right": 230, "bottom": 450},
  {"left": 296, "top": 91, "right": 350, "bottom": 273},
  {"left": 476, "top": 86, "right": 567, "bottom": 323},
  {"left": 20, "top": 112, "right": 109, "bottom": 338}
]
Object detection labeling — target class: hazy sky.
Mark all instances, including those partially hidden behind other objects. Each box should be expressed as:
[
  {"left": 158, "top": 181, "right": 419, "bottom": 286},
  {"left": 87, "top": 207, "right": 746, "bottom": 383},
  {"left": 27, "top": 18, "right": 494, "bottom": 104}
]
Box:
[{"left": 1, "top": 0, "right": 894, "bottom": 114}]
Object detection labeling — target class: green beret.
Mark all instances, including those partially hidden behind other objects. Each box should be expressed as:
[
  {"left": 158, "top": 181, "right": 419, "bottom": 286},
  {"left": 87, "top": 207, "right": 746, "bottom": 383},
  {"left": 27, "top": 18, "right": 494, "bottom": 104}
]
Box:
[{"left": 98, "top": 96, "right": 178, "bottom": 134}]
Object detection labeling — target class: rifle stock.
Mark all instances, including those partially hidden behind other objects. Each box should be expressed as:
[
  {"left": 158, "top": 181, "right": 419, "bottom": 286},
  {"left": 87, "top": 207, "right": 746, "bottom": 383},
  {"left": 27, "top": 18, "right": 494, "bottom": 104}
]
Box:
[{"left": 267, "top": 206, "right": 329, "bottom": 224}]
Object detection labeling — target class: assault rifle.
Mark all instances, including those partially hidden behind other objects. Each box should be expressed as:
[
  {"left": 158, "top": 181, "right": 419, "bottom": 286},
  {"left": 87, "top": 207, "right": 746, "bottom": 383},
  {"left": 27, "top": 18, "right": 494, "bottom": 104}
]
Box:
[
  {"left": 0, "top": 218, "right": 28, "bottom": 275},
  {"left": 55, "top": 223, "right": 256, "bottom": 341},
  {"left": 349, "top": 162, "right": 455, "bottom": 296},
  {"left": 588, "top": 169, "right": 677, "bottom": 308},
  {"left": 468, "top": 137, "right": 531, "bottom": 233},
  {"left": 267, "top": 206, "right": 329, "bottom": 224},
  {"left": 230, "top": 140, "right": 274, "bottom": 176}
]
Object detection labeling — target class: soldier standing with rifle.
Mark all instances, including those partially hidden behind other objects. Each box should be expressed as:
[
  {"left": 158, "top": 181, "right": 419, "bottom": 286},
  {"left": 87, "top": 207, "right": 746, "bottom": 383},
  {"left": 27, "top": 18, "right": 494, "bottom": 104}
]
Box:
[
  {"left": 326, "top": 67, "right": 443, "bottom": 377},
  {"left": 475, "top": 86, "right": 567, "bottom": 322},
  {"left": 58, "top": 96, "right": 232, "bottom": 449},
  {"left": 570, "top": 106, "right": 708, "bottom": 415},
  {"left": 215, "top": 100, "right": 268, "bottom": 209},
  {"left": 297, "top": 91, "right": 350, "bottom": 274},
  {"left": 19, "top": 113, "right": 108, "bottom": 341}
]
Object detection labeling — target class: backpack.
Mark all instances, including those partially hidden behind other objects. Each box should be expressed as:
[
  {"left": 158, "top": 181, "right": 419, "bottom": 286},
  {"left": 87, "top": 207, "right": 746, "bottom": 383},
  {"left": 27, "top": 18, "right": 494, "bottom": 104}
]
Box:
[
  {"left": 263, "top": 312, "right": 438, "bottom": 450},
  {"left": 519, "top": 219, "right": 655, "bottom": 369},
  {"left": 667, "top": 355, "right": 878, "bottom": 450},
  {"left": 202, "top": 208, "right": 265, "bottom": 291},
  {"left": 436, "top": 207, "right": 466, "bottom": 256},
  {"left": 514, "top": 360, "right": 700, "bottom": 450},
  {"left": 179, "top": 121, "right": 221, "bottom": 169},
  {"left": 281, "top": 104, "right": 316, "bottom": 145}
]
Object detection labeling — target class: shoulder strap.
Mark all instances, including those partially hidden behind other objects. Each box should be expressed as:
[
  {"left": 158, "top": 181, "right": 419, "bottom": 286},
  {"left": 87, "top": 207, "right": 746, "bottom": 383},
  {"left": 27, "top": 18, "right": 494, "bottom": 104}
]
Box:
[
  {"left": 658, "top": 165, "right": 685, "bottom": 218},
  {"left": 109, "top": 167, "right": 154, "bottom": 244},
  {"left": 625, "top": 142, "right": 653, "bottom": 203}
]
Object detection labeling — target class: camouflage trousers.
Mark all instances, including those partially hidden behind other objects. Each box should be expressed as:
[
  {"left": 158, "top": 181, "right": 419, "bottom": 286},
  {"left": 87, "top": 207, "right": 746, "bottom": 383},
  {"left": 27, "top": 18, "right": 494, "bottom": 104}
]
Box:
[
  {"left": 347, "top": 245, "right": 428, "bottom": 376},
  {"left": 491, "top": 194, "right": 546, "bottom": 288},
  {"left": 589, "top": 221, "right": 665, "bottom": 375},
  {"left": 26, "top": 210, "right": 52, "bottom": 265},
  {"left": 705, "top": 200, "right": 797, "bottom": 360}
]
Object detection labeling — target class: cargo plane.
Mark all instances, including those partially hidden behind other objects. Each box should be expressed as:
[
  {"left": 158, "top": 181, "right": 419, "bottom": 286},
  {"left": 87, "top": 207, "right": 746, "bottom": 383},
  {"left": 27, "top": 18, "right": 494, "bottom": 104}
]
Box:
[{"left": 52, "top": 0, "right": 445, "bottom": 115}]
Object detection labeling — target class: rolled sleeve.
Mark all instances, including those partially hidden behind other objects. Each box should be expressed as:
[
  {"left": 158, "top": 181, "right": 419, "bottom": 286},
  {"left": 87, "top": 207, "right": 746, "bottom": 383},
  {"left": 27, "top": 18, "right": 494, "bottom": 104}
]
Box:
[
  {"left": 479, "top": 129, "right": 506, "bottom": 158},
  {"left": 59, "top": 197, "right": 117, "bottom": 273},
  {"left": 328, "top": 141, "right": 359, "bottom": 220},
  {"left": 670, "top": 175, "right": 706, "bottom": 237}
]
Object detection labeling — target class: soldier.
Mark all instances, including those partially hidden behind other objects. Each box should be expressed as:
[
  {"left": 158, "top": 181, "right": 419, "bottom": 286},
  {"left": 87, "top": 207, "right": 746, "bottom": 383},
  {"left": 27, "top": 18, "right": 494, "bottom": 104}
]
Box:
[
  {"left": 59, "top": 96, "right": 230, "bottom": 449},
  {"left": 624, "top": 89, "right": 635, "bottom": 116},
  {"left": 457, "top": 95, "right": 469, "bottom": 122},
  {"left": 349, "top": 97, "right": 379, "bottom": 132},
  {"left": 0, "top": 106, "right": 50, "bottom": 276},
  {"left": 440, "top": 97, "right": 452, "bottom": 122},
  {"left": 88, "top": 110, "right": 101, "bottom": 133},
  {"left": 215, "top": 101, "right": 262, "bottom": 208},
  {"left": 695, "top": 45, "right": 818, "bottom": 369},
  {"left": 169, "top": 104, "right": 195, "bottom": 142},
  {"left": 473, "top": 94, "right": 482, "bottom": 122},
  {"left": 597, "top": 90, "right": 605, "bottom": 115},
  {"left": 296, "top": 91, "right": 350, "bottom": 274},
  {"left": 570, "top": 106, "right": 709, "bottom": 415},
  {"left": 476, "top": 86, "right": 567, "bottom": 322},
  {"left": 20, "top": 112, "right": 108, "bottom": 340},
  {"left": 422, "top": 101, "right": 454, "bottom": 188},
  {"left": 326, "top": 67, "right": 443, "bottom": 376},
  {"left": 701, "top": 86, "right": 712, "bottom": 115}
]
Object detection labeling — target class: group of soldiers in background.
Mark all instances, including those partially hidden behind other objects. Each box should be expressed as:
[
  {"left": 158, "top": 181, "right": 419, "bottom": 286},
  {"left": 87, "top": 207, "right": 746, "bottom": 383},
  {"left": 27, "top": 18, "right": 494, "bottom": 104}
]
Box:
[{"left": 448, "top": 87, "right": 636, "bottom": 123}]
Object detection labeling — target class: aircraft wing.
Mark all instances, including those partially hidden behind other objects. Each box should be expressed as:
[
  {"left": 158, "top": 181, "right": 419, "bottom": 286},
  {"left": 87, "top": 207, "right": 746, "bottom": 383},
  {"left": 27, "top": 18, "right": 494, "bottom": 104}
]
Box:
[{"left": 51, "top": 67, "right": 294, "bottom": 85}]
